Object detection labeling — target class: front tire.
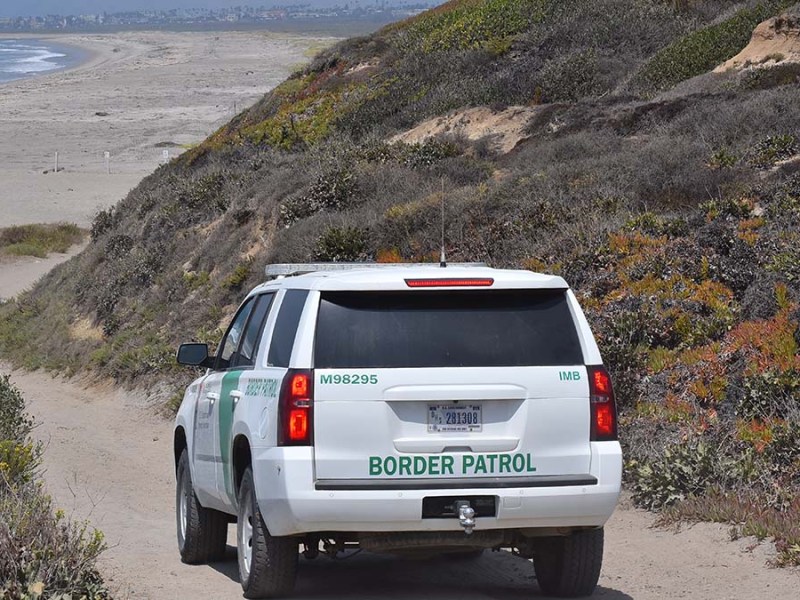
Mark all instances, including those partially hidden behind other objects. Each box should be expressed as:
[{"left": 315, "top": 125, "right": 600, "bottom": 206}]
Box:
[
  {"left": 237, "top": 467, "right": 298, "bottom": 598},
  {"left": 533, "top": 528, "right": 604, "bottom": 598},
  {"left": 176, "top": 450, "right": 228, "bottom": 564}
]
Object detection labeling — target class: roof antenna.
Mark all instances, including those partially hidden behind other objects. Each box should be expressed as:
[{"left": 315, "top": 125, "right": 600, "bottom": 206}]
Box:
[{"left": 440, "top": 179, "right": 447, "bottom": 268}]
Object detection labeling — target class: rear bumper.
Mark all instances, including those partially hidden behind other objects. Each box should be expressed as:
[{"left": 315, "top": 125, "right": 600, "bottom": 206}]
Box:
[{"left": 253, "top": 442, "right": 622, "bottom": 537}]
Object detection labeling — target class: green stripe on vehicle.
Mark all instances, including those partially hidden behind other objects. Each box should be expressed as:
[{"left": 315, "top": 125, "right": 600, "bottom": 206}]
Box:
[{"left": 219, "top": 370, "right": 243, "bottom": 504}]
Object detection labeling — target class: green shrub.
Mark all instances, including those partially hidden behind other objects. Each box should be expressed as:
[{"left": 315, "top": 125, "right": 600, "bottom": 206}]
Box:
[
  {"left": 105, "top": 235, "right": 134, "bottom": 260},
  {"left": 0, "top": 375, "right": 33, "bottom": 444},
  {"left": 401, "top": 139, "right": 462, "bottom": 168},
  {"left": 768, "top": 249, "right": 800, "bottom": 283},
  {"left": 90, "top": 208, "right": 115, "bottom": 241},
  {"left": 0, "top": 485, "right": 109, "bottom": 599},
  {"left": 748, "top": 134, "right": 798, "bottom": 169},
  {"left": 630, "top": 439, "right": 721, "bottom": 510},
  {"left": 222, "top": 262, "right": 252, "bottom": 291},
  {"left": 737, "top": 370, "right": 800, "bottom": 421},
  {"left": 313, "top": 226, "right": 370, "bottom": 262},
  {"left": 181, "top": 172, "right": 228, "bottom": 212},
  {"left": 182, "top": 270, "right": 210, "bottom": 290},
  {"left": 280, "top": 168, "right": 358, "bottom": 226},
  {"left": 741, "top": 62, "right": 800, "bottom": 90},
  {"left": 707, "top": 148, "right": 738, "bottom": 170},
  {"left": 399, "top": 0, "right": 549, "bottom": 53},
  {"left": 634, "top": 2, "right": 790, "bottom": 94}
]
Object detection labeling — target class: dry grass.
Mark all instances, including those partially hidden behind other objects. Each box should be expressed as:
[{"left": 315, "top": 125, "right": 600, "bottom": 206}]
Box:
[{"left": 0, "top": 223, "right": 85, "bottom": 258}]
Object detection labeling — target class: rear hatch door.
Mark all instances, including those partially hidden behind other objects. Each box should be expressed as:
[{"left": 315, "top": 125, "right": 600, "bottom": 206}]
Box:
[{"left": 312, "top": 289, "right": 591, "bottom": 483}]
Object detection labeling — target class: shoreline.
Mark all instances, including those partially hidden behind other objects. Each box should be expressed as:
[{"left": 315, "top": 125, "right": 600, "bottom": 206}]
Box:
[
  {"left": 0, "top": 35, "right": 100, "bottom": 85},
  {"left": 0, "top": 31, "right": 335, "bottom": 178},
  {"left": 0, "top": 29, "right": 331, "bottom": 77},
  {"left": 0, "top": 17, "right": 394, "bottom": 38},
  {"left": 0, "top": 30, "right": 332, "bottom": 298}
]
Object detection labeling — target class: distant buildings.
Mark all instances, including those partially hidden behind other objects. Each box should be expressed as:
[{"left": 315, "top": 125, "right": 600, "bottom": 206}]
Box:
[{"left": 0, "top": 3, "right": 434, "bottom": 32}]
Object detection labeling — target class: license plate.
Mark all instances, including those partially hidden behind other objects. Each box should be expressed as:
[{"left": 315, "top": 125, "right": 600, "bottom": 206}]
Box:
[{"left": 427, "top": 403, "right": 482, "bottom": 433}]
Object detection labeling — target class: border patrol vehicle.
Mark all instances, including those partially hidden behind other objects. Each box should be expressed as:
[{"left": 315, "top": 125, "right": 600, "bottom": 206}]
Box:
[{"left": 173, "top": 263, "right": 622, "bottom": 598}]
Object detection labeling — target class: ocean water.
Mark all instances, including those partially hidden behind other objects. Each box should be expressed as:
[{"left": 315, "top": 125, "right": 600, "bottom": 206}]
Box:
[{"left": 0, "top": 39, "right": 78, "bottom": 83}]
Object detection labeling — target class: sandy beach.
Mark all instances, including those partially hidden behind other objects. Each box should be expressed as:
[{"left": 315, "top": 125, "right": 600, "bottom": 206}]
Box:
[{"left": 0, "top": 30, "right": 332, "bottom": 298}]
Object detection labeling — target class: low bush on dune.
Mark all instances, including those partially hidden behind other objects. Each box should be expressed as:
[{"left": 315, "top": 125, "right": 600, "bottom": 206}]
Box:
[
  {"left": 0, "top": 376, "right": 110, "bottom": 599},
  {"left": 0, "top": 224, "right": 85, "bottom": 259},
  {"left": 565, "top": 189, "right": 800, "bottom": 566}
]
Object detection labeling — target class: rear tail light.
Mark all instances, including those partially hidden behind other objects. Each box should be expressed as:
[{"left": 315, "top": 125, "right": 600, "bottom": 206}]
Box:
[
  {"left": 405, "top": 278, "right": 494, "bottom": 288},
  {"left": 279, "top": 369, "right": 313, "bottom": 446},
  {"left": 588, "top": 365, "right": 617, "bottom": 441}
]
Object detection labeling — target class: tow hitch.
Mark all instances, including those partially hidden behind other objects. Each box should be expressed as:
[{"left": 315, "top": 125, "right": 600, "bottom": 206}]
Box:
[{"left": 456, "top": 500, "right": 476, "bottom": 535}]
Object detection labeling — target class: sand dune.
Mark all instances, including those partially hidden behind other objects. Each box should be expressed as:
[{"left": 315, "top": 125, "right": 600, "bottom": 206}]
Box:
[{"left": 0, "top": 30, "right": 331, "bottom": 296}]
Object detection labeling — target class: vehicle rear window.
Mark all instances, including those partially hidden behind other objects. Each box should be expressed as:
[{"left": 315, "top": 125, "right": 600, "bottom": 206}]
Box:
[{"left": 314, "top": 290, "right": 583, "bottom": 368}]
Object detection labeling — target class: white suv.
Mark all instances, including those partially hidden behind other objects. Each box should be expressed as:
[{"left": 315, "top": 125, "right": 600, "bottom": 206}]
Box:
[{"left": 174, "top": 263, "right": 622, "bottom": 598}]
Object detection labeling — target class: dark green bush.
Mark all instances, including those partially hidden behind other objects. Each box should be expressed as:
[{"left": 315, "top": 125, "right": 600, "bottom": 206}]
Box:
[
  {"left": 634, "top": 2, "right": 790, "bottom": 94},
  {"left": 182, "top": 172, "right": 228, "bottom": 212},
  {"left": 222, "top": 262, "right": 253, "bottom": 291},
  {"left": 280, "top": 168, "right": 358, "bottom": 226},
  {"left": 741, "top": 62, "right": 800, "bottom": 90},
  {"left": 748, "top": 134, "right": 798, "bottom": 169},
  {"left": 313, "top": 226, "right": 370, "bottom": 262},
  {"left": 90, "top": 208, "right": 115, "bottom": 241},
  {"left": 737, "top": 370, "right": 800, "bottom": 420},
  {"left": 104, "top": 235, "right": 134, "bottom": 260},
  {"left": 0, "top": 375, "right": 32, "bottom": 445},
  {"left": 400, "top": 139, "right": 462, "bottom": 168},
  {"left": 630, "top": 439, "right": 721, "bottom": 510}
]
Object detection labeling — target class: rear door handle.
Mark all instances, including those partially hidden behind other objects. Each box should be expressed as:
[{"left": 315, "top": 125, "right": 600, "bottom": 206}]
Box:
[
  {"left": 206, "top": 392, "right": 220, "bottom": 402},
  {"left": 230, "top": 390, "right": 243, "bottom": 400}
]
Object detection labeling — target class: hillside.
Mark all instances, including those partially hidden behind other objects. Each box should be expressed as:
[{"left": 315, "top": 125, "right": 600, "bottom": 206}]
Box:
[{"left": 2, "top": 0, "right": 800, "bottom": 563}]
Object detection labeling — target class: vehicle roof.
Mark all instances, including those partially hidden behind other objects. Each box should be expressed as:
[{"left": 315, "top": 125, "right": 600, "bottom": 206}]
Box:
[{"left": 248, "top": 266, "right": 568, "bottom": 296}]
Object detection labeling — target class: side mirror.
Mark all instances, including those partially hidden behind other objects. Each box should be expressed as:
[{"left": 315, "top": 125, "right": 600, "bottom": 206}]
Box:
[{"left": 176, "top": 343, "right": 214, "bottom": 368}]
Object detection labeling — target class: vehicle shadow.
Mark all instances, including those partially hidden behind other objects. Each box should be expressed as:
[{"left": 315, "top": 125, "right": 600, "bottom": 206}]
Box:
[
  {"left": 209, "top": 546, "right": 633, "bottom": 599},
  {"left": 208, "top": 545, "right": 240, "bottom": 582}
]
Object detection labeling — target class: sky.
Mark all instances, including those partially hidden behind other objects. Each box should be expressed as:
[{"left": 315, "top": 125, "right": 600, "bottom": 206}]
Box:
[{"left": 0, "top": 1, "right": 372, "bottom": 18}]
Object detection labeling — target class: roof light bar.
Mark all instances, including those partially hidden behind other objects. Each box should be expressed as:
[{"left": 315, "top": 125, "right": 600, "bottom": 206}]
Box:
[
  {"left": 405, "top": 278, "right": 495, "bottom": 288},
  {"left": 265, "top": 262, "right": 488, "bottom": 279}
]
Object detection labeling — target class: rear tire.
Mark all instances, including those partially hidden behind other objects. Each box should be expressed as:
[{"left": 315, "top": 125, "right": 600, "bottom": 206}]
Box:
[
  {"left": 237, "top": 467, "right": 298, "bottom": 598},
  {"left": 533, "top": 528, "right": 604, "bottom": 598},
  {"left": 176, "top": 450, "right": 228, "bottom": 564}
]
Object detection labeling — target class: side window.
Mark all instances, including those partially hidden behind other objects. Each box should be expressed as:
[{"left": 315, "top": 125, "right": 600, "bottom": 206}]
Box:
[
  {"left": 216, "top": 297, "right": 256, "bottom": 371},
  {"left": 267, "top": 290, "right": 309, "bottom": 368},
  {"left": 232, "top": 293, "right": 275, "bottom": 369}
]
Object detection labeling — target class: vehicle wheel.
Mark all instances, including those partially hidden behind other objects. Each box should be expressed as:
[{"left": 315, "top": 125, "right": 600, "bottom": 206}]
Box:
[
  {"left": 533, "top": 528, "right": 604, "bottom": 598},
  {"left": 176, "top": 450, "right": 228, "bottom": 564},
  {"left": 238, "top": 467, "right": 298, "bottom": 598}
]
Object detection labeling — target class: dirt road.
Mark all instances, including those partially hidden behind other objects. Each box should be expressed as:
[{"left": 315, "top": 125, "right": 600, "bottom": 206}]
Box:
[
  {"left": 6, "top": 367, "right": 799, "bottom": 599},
  {"left": 0, "top": 243, "right": 87, "bottom": 301}
]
